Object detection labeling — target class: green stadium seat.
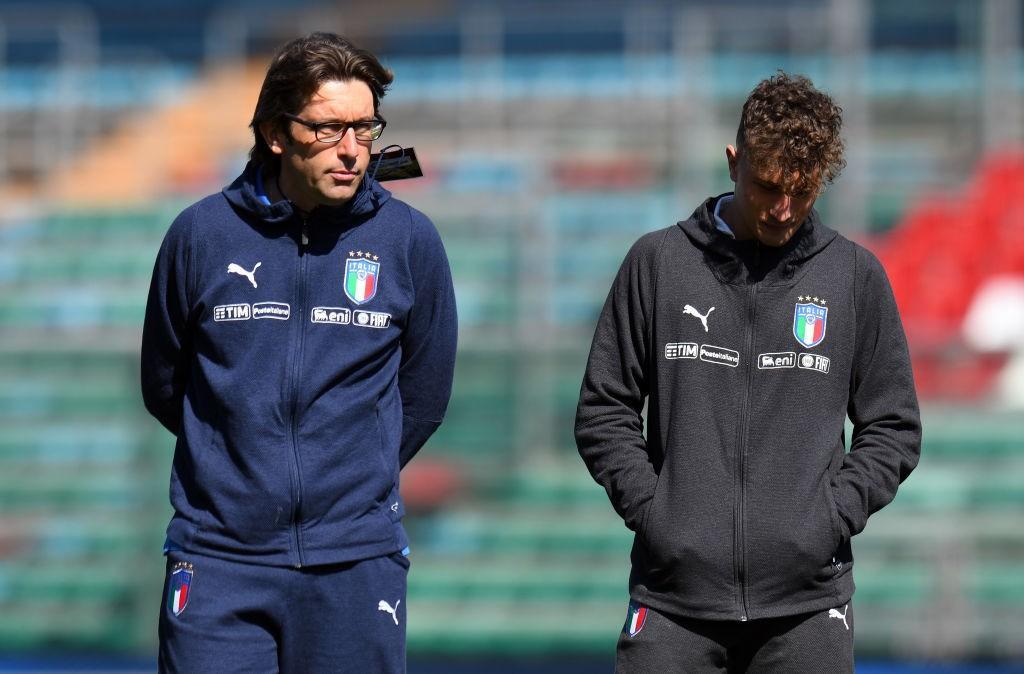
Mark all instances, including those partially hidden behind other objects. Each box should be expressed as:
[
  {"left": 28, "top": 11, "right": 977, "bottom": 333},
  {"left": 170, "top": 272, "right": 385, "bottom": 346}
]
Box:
[{"left": 965, "top": 564, "right": 1024, "bottom": 604}]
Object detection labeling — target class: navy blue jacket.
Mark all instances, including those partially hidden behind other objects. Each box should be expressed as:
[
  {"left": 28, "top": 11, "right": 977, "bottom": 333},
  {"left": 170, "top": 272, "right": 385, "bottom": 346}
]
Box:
[{"left": 142, "top": 162, "right": 457, "bottom": 567}]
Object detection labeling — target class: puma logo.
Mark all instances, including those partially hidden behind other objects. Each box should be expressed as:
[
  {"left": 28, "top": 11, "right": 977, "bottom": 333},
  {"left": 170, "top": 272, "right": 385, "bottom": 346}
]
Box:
[
  {"left": 227, "top": 262, "right": 261, "bottom": 288},
  {"left": 828, "top": 604, "right": 849, "bottom": 630},
  {"left": 378, "top": 599, "right": 400, "bottom": 625},
  {"left": 683, "top": 304, "right": 715, "bottom": 332}
]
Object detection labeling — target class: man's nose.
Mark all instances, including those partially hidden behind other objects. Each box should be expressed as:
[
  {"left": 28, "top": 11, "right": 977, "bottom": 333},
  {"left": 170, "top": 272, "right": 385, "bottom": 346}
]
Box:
[
  {"left": 770, "top": 194, "right": 792, "bottom": 222},
  {"left": 336, "top": 128, "right": 359, "bottom": 157}
]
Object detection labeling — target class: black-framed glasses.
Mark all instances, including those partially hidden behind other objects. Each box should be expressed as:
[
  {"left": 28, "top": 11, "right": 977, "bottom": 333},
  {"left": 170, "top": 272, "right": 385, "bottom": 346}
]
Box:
[{"left": 282, "top": 113, "right": 386, "bottom": 142}]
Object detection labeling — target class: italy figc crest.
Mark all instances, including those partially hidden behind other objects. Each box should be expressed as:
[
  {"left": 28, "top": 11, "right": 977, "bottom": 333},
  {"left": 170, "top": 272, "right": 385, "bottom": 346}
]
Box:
[
  {"left": 168, "top": 562, "right": 193, "bottom": 617},
  {"left": 793, "top": 297, "right": 828, "bottom": 348},
  {"left": 623, "top": 600, "right": 648, "bottom": 637},
  {"left": 344, "top": 254, "right": 380, "bottom": 305}
]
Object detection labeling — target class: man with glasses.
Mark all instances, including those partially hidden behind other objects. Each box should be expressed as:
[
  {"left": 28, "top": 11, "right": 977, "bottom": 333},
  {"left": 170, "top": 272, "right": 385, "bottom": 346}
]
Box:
[
  {"left": 576, "top": 73, "right": 920, "bottom": 672},
  {"left": 142, "top": 32, "right": 457, "bottom": 672}
]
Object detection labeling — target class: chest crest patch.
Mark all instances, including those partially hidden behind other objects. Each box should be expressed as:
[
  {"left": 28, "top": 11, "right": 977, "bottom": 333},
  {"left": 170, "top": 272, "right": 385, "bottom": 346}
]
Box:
[
  {"left": 345, "top": 251, "right": 381, "bottom": 305},
  {"left": 793, "top": 295, "right": 828, "bottom": 348}
]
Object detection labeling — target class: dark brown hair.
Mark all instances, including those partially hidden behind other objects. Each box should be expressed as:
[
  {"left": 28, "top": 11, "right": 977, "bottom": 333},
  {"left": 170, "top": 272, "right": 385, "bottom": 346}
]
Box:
[
  {"left": 249, "top": 32, "right": 394, "bottom": 169},
  {"left": 736, "top": 72, "right": 845, "bottom": 194}
]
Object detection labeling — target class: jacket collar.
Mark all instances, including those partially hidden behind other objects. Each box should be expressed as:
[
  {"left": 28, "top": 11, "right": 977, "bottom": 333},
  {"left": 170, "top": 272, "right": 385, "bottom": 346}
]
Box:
[
  {"left": 222, "top": 161, "right": 391, "bottom": 229},
  {"left": 678, "top": 193, "right": 838, "bottom": 286}
]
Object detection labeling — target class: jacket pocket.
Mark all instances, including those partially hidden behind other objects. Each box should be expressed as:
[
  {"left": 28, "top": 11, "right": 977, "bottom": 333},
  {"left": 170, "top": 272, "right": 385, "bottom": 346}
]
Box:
[
  {"left": 634, "top": 467, "right": 736, "bottom": 605},
  {"left": 374, "top": 401, "right": 404, "bottom": 523},
  {"left": 747, "top": 478, "right": 842, "bottom": 598},
  {"left": 803, "top": 480, "right": 842, "bottom": 571},
  {"left": 825, "top": 487, "right": 844, "bottom": 551},
  {"left": 373, "top": 402, "right": 391, "bottom": 478},
  {"left": 638, "top": 469, "right": 663, "bottom": 540}
]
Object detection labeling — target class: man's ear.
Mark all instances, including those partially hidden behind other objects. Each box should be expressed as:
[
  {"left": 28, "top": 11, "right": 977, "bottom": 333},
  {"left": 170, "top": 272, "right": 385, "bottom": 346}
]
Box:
[
  {"left": 260, "top": 121, "right": 285, "bottom": 156},
  {"left": 726, "top": 145, "right": 739, "bottom": 182}
]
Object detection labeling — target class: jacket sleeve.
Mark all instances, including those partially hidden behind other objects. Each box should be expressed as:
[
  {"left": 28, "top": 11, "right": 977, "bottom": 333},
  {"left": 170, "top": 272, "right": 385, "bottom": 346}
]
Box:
[
  {"left": 575, "top": 233, "right": 661, "bottom": 532},
  {"left": 833, "top": 247, "right": 922, "bottom": 539},
  {"left": 397, "top": 211, "right": 458, "bottom": 468},
  {"left": 140, "top": 208, "right": 195, "bottom": 436}
]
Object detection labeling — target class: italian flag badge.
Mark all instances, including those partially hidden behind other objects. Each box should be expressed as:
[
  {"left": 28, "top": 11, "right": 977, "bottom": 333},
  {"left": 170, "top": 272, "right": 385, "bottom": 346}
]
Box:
[
  {"left": 344, "top": 255, "right": 380, "bottom": 305},
  {"left": 168, "top": 561, "right": 194, "bottom": 617},
  {"left": 793, "top": 298, "right": 828, "bottom": 348},
  {"left": 624, "top": 600, "right": 648, "bottom": 637}
]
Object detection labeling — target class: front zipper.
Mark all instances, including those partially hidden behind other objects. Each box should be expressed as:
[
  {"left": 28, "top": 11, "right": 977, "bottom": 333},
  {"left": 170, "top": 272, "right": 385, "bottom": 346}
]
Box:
[
  {"left": 287, "top": 218, "right": 310, "bottom": 567},
  {"left": 734, "top": 242, "right": 761, "bottom": 621}
]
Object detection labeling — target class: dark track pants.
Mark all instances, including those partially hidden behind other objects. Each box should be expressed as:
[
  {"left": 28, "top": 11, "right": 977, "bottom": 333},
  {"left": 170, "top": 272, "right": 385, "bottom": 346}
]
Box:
[
  {"left": 158, "top": 549, "right": 409, "bottom": 673},
  {"left": 616, "top": 600, "right": 854, "bottom": 673}
]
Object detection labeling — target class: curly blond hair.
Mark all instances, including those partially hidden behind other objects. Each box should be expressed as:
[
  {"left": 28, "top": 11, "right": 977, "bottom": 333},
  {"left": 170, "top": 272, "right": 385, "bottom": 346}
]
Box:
[{"left": 736, "top": 72, "right": 845, "bottom": 194}]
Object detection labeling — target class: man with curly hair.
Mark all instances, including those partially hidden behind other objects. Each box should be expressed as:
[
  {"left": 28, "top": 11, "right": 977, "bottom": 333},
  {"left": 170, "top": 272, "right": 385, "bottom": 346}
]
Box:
[{"left": 576, "top": 72, "right": 920, "bottom": 672}]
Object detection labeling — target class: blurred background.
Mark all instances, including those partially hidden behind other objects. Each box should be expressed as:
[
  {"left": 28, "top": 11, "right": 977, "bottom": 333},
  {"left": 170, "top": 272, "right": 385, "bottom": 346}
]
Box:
[{"left": 1, "top": 0, "right": 1023, "bottom": 671}]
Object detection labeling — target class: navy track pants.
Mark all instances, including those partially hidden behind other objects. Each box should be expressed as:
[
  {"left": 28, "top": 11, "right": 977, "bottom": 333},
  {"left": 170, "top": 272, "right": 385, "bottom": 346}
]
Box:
[{"left": 159, "top": 549, "right": 409, "bottom": 673}]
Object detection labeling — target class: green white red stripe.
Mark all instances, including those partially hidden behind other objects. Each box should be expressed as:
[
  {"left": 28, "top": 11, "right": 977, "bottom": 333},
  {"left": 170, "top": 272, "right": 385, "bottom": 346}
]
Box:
[
  {"left": 793, "top": 302, "right": 828, "bottom": 348},
  {"left": 344, "top": 258, "right": 379, "bottom": 305},
  {"left": 625, "top": 601, "right": 648, "bottom": 636},
  {"left": 346, "top": 268, "right": 375, "bottom": 302},
  {"left": 168, "top": 564, "right": 193, "bottom": 616}
]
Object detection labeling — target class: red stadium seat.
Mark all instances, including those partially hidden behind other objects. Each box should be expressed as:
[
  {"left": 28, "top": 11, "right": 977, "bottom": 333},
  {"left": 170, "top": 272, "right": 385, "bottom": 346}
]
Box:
[{"left": 873, "top": 151, "right": 1024, "bottom": 400}]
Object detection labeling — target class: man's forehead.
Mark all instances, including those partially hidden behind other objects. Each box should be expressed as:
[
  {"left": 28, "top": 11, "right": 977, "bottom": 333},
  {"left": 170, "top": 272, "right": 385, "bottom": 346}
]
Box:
[
  {"left": 304, "top": 80, "right": 374, "bottom": 109},
  {"left": 743, "top": 154, "right": 820, "bottom": 193}
]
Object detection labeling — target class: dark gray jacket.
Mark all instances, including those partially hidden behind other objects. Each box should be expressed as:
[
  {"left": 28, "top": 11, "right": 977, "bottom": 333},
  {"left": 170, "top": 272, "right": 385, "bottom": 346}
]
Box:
[{"left": 575, "top": 195, "right": 921, "bottom": 621}]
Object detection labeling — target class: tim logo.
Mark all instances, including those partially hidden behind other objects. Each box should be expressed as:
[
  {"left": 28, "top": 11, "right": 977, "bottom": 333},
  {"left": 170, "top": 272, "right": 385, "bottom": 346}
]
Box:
[
  {"left": 252, "top": 302, "right": 290, "bottom": 320},
  {"left": 665, "top": 342, "right": 698, "bottom": 360},
  {"left": 311, "top": 307, "right": 351, "bottom": 325},
  {"left": 214, "top": 303, "right": 250, "bottom": 321},
  {"left": 758, "top": 351, "right": 796, "bottom": 369},
  {"left": 798, "top": 352, "right": 831, "bottom": 374},
  {"left": 353, "top": 310, "right": 391, "bottom": 329}
]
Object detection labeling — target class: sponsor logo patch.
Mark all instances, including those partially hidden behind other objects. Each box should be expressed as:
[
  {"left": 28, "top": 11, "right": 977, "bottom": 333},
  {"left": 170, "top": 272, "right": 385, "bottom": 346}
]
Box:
[
  {"left": 683, "top": 304, "right": 715, "bottom": 332},
  {"left": 252, "top": 302, "right": 290, "bottom": 320},
  {"left": 168, "top": 562, "right": 194, "bottom": 617},
  {"left": 623, "top": 600, "right": 648, "bottom": 637},
  {"left": 213, "top": 303, "right": 250, "bottom": 321},
  {"left": 794, "top": 297, "right": 828, "bottom": 348},
  {"left": 378, "top": 599, "right": 401, "bottom": 626},
  {"left": 699, "top": 344, "right": 740, "bottom": 367},
  {"left": 665, "top": 342, "right": 699, "bottom": 360},
  {"left": 758, "top": 351, "right": 796, "bottom": 369},
  {"left": 311, "top": 307, "right": 351, "bottom": 325},
  {"left": 828, "top": 604, "right": 850, "bottom": 630},
  {"left": 226, "top": 261, "right": 261, "bottom": 288},
  {"left": 798, "top": 352, "right": 831, "bottom": 374},
  {"left": 353, "top": 310, "right": 391, "bottom": 329},
  {"left": 344, "top": 251, "right": 381, "bottom": 305}
]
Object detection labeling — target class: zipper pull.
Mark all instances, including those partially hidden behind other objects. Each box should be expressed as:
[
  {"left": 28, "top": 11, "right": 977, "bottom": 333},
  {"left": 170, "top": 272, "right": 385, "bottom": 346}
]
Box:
[{"left": 300, "top": 221, "right": 309, "bottom": 248}]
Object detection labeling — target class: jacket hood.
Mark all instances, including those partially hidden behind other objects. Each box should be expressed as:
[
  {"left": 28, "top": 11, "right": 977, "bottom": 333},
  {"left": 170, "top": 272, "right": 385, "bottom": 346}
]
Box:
[
  {"left": 678, "top": 193, "right": 838, "bottom": 286},
  {"left": 222, "top": 160, "right": 392, "bottom": 228}
]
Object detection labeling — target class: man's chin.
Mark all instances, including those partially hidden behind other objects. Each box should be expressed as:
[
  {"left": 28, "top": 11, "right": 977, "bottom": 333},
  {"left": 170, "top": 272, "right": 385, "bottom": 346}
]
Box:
[
  {"left": 756, "top": 223, "right": 798, "bottom": 247},
  {"left": 319, "top": 181, "right": 362, "bottom": 206}
]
